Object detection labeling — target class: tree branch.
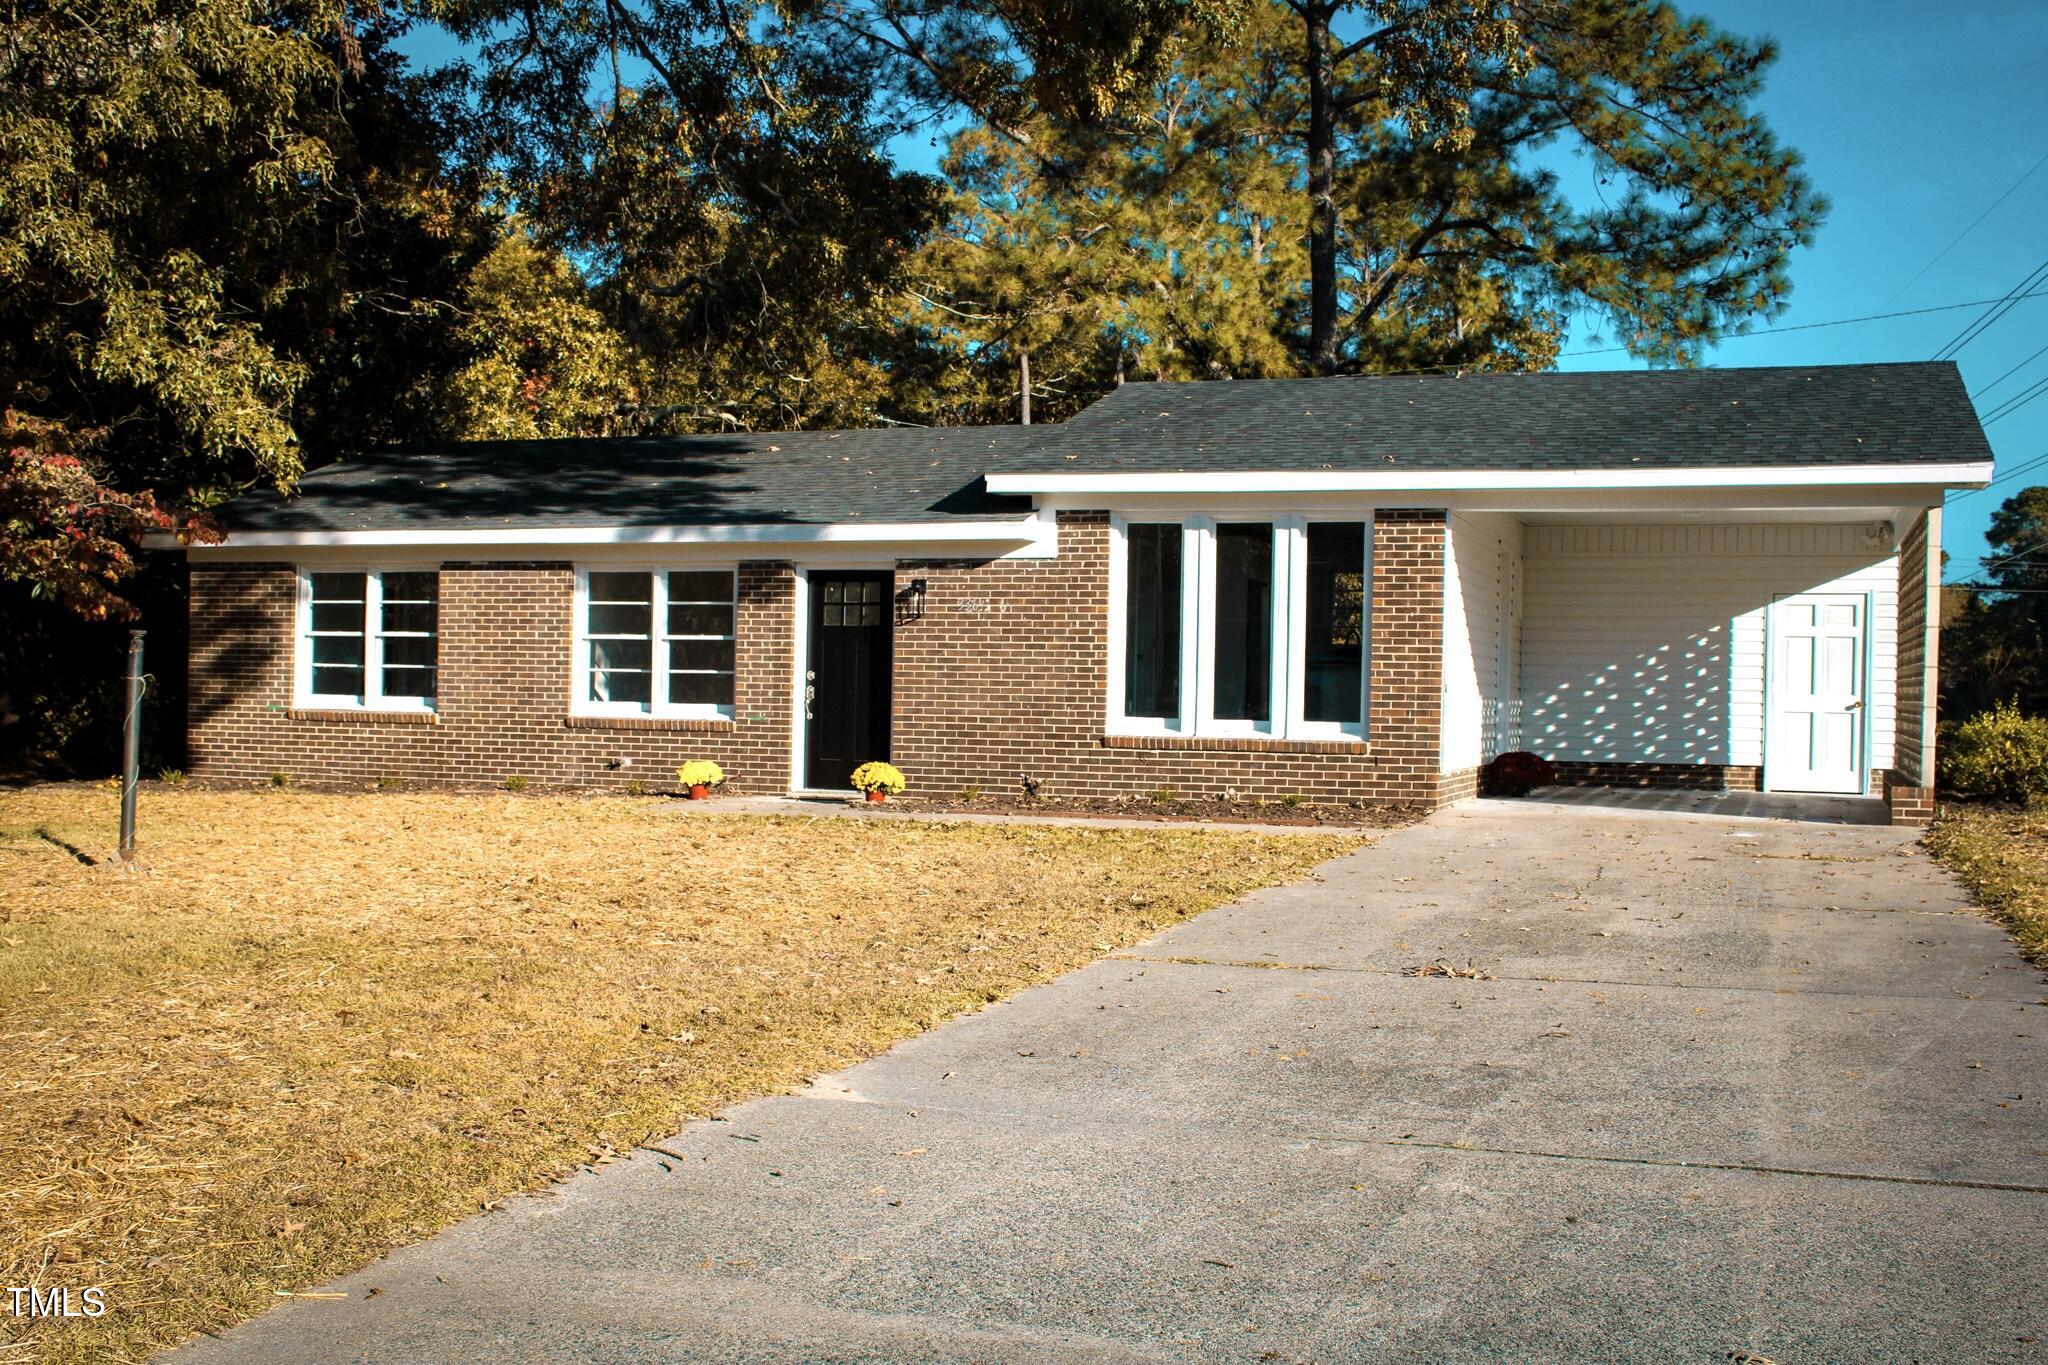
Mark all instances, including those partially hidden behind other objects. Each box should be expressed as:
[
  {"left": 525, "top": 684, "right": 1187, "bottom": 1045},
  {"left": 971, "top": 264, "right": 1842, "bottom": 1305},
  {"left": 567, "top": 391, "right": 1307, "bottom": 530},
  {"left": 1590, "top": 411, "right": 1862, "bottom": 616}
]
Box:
[{"left": 1333, "top": 20, "right": 1411, "bottom": 67}]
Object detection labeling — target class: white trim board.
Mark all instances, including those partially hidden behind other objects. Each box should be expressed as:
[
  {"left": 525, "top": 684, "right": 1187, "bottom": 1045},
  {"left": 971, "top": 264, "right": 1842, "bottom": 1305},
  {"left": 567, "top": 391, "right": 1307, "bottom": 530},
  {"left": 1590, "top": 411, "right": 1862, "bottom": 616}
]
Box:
[
  {"left": 162, "top": 511, "right": 1059, "bottom": 559},
  {"left": 986, "top": 462, "right": 1993, "bottom": 496}
]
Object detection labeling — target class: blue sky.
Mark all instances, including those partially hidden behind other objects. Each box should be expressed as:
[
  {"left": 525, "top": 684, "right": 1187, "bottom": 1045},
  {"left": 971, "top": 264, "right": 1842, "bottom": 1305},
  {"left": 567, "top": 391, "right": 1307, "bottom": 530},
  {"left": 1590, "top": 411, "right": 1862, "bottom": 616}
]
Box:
[
  {"left": 401, "top": 3, "right": 2047, "bottom": 576},
  {"left": 895, "top": 2, "right": 2048, "bottom": 579},
  {"left": 1546, "top": 0, "right": 2048, "bottom": 583}
]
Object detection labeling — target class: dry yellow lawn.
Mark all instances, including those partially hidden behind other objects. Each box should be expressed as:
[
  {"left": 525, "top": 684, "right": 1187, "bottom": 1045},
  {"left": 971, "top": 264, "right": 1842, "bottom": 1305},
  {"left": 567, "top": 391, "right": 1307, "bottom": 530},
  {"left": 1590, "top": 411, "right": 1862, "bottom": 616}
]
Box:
[
  {"left": 1926, "top": 802, "right": 2048, "bottom": 963},
  {"left": 0, "top": 784, "right": 1358, "bottom": 1362}
]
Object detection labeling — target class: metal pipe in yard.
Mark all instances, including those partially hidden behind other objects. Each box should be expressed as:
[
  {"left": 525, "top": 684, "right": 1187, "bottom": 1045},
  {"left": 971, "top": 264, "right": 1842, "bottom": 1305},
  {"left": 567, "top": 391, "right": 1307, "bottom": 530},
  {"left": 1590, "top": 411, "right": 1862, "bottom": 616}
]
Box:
[{"left": 119, "top": 629, "right": 144, "bottom": 862}]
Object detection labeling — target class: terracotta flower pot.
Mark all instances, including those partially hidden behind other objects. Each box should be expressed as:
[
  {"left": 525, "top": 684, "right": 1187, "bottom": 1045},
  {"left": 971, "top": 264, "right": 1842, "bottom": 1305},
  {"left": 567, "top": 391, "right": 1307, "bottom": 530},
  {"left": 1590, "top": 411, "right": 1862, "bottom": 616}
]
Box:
[
  {"left": 688, "top": 783, "right": 709, "bottom": 800},
  {"left": 864, "top": 789, "right": 887, "bottom": 804}
]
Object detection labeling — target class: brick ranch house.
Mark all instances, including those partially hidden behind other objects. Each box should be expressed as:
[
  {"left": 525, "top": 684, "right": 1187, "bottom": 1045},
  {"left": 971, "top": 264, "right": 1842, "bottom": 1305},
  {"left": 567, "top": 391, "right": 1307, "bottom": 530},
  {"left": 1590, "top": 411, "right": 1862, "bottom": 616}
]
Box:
[{"left": 168, "top": 363, "right": 1993, "bottom": 825}]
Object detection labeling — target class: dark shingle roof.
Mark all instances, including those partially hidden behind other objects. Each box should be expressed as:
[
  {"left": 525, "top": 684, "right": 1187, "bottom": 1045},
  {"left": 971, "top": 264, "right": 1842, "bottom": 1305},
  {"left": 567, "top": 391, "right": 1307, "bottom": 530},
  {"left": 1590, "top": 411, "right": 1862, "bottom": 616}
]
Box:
[
  {"left": 219, "top": 426, "right": 1038, "bottom": 532},
  {"left": 215, "top": 362, "right": 1988, "bottom": 533},
  {"left": 991, "top": 362, "right": 1990, "bottom": 475}
]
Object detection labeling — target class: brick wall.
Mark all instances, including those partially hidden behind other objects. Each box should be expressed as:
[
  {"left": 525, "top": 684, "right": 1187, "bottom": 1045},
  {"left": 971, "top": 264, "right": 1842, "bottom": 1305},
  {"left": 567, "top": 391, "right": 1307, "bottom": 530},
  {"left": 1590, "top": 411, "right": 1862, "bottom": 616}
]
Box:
[
  {"left": 1885, "top": 507, "right": 1940, "bottom": 825},
  {"left": 891, "top": 510, "right": 1451, "bottom": 805},
  {"left": 1892, "top": 510, "right": 1940, "bottom": 786},
  {"left": 189, "top": 561, "right": 796, "bottom": 791},
  {"left": 187, "top": 511, "right": 1456, "bottom": 805},
  {"left": 1548, "top": 761, "right": 1762, "bottom": 792}
]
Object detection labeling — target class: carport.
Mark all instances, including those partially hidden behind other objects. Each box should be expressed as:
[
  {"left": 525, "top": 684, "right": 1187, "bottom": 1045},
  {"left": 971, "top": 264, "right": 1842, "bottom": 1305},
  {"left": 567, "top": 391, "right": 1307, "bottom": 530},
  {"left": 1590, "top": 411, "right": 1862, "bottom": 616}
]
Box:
[{"left": 1443, "top": 496, "right": 1946, "bottom": 824}]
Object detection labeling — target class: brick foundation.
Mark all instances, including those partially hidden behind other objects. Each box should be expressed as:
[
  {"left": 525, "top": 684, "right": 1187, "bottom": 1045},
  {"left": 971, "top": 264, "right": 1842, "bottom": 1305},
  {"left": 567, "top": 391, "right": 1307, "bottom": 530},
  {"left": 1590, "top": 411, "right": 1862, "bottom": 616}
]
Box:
[
  {"left": 188, "top": 511, "right": 1459, "bottom": 806},
  {"left": 1882, "top": 770, "right": 1935, "bottom": 826},
  {"left": 1438, "top": 767, "right": 1480, "bottom": 803},
  {"left": 1547, "top": 761, "right": 1763, "bottom": 792}
]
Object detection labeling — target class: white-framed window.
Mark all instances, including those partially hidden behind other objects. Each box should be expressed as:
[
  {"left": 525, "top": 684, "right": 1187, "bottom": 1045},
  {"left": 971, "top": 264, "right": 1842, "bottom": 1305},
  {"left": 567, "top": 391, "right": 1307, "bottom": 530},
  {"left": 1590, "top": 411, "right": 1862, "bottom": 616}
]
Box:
[
  {"left": 295, "top": 567, "right": 439, "bottom": 710},
  {"left": 572, "top": 567, "right": 736, "bottom": 718},
  {"left": 1107, "top": 515, "right": 1371, "bottom": 739}
]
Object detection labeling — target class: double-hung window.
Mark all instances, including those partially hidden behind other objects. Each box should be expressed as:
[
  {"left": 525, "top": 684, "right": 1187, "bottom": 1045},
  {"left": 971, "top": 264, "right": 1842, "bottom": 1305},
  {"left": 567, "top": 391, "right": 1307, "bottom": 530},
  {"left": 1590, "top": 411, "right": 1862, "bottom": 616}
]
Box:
[
  {"left": 1109, "top": 516, "right": 1371, "bottom": 739},
  {"left": 575, "top": 568, "right": 736, "bottom": 718},
  {"left": 296, "top": 568, "right": 439, "bottom": 710}
]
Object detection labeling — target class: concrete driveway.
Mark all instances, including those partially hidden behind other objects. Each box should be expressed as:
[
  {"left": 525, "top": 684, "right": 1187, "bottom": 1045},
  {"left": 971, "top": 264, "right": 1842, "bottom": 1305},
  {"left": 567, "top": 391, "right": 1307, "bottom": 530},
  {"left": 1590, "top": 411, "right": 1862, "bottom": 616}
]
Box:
[{"left": 177, "top": 797, "right": 2048, "bottom": 1363}]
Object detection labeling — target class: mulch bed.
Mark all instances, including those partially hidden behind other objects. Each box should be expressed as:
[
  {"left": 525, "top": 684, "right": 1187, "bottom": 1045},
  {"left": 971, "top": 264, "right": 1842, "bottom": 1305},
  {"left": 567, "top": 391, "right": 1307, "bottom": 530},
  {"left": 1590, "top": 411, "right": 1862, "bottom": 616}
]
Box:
[{"left": 892, "top": 794, "right": 1425, "bottom": 829}]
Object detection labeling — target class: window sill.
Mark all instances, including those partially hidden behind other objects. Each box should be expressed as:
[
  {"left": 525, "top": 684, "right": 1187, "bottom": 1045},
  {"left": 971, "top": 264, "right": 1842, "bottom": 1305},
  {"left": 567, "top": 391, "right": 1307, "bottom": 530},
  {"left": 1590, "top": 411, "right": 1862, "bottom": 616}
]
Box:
[
  {"left": 1100, "top": 734, "right": 1368, "bottom": 754},
  {"left": 564, "top": 715, "right": 735, "bottom": 733},
  {"left": 287, "top": 707, "right": 439, "bottom": 725}
]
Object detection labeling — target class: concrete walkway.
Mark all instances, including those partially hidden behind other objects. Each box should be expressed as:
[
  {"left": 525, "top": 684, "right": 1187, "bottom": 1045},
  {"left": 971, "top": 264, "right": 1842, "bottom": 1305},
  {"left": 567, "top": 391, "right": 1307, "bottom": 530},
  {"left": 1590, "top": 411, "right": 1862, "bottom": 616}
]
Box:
[{"left": 175, "top": 800, "right": 2048, "bottom": 1363}]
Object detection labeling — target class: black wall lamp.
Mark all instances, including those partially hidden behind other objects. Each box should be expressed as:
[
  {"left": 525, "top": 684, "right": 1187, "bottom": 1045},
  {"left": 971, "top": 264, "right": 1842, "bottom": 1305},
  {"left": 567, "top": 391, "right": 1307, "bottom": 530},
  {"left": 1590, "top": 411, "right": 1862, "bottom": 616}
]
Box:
[{"left": 896, "top": 577, "right": 928, "bottom": 623}]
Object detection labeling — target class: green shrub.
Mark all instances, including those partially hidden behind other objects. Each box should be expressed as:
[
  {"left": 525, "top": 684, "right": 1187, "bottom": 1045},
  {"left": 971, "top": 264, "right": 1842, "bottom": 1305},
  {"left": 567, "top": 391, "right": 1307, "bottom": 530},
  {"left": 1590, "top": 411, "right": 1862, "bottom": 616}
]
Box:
[
  {"left": 1147, "top": 786, "right": 1180, "bottom": 803},
  {"left": 1940, "top": 700, "right": 2048, "bottom": 804},
  {"left": 156, "top": 768, "right": 186, "bottom": 785},
  {"left": 958, "top": 783, "right": 981, "bottom": 802},
  {"left": 502, "top": 775, "right": 529, "bottom": 792},
  {"left": 268, "top": 771, "right": 290, "bottom": 788},
  {"left": 623, "top": 779, "right": 648, "bottom": 797},
  {"left": 375, "top": 775, "right": 402, "bottom": 791},
  {"left": 1279, "top": 792, "right": 1308, "bottom": 808}
]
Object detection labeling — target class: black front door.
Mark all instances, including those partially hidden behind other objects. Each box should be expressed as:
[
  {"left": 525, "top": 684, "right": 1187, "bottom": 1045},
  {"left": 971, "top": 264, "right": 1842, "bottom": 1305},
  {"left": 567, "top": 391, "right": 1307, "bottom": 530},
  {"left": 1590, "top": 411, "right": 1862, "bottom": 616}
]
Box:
[{"left": 806, "top": 572, "right": 893, "bottom": 790}]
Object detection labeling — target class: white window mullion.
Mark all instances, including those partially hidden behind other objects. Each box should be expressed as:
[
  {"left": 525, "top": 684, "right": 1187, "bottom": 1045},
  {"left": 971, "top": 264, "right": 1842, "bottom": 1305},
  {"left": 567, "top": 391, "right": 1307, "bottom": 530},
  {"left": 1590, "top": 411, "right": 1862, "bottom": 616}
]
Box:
[
  {"left": 1278, "top": 519, "right": 1305, "bottom": 739},
  {"left": 573, "top": 568, "right": 591, "bottom": 708},
  {"left": 650, "top": 570, "right": 671, "bottom": 711},
  {"left": 363, "top": 570, "right": 386, "bottom": 705},
  {"left": 295, "top": 570, "right": 314, "bottom": 704},
  {"left": 1188, "top": 519, "right": 1214, "bottom": 733}
]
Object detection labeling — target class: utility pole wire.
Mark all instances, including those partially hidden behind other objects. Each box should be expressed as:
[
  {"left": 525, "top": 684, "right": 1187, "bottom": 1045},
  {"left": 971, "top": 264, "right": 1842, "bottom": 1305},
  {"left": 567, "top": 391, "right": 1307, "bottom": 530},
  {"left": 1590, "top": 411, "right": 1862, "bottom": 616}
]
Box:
[
  {"left": 1868, "top": 149, "right": 2048, "bottom": 321},
  {"left": 1564, "top": 290, "right": 2048, "bottom": 358},
  {"left": 1946, "top": 447, "right": 2048, "bottom": 503},
  {"left": 1932, "top": 254, "right": 2048, "bottom": 361},
  {"left": 1970, "top": 337, "right": 2048, "bottom": 401},
  {"left": 1980, "top": 371, "right": 2048, "bottom": 425}
]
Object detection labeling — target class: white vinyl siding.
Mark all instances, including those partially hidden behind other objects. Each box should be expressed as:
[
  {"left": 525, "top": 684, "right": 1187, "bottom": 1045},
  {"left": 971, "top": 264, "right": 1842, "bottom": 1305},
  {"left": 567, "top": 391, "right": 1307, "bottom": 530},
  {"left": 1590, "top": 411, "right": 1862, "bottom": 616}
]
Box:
[
  {"left": 1442, "top": 513, "right": 1523, "bottom": 772},
  {"left": 1520, "top": 523, "right": 1897, "bottom": 774}
]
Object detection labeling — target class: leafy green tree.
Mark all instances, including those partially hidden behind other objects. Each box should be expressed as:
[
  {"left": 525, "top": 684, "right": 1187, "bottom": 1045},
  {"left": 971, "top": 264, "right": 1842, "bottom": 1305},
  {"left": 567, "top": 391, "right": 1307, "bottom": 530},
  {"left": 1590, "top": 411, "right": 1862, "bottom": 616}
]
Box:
[
  {"left": 905, "top": 0, "right": 1824, "bottom": 381},
  {"left": 0, "top": 4, "right": 493, "bottom": 607},
  {"left": 0, "top": 2, "right": 497, "bottom": 768},
  {"left": 424, "top": 0, "right": 947, "bottom": 431},
  {"left": 1944, "top": 488, "right": 2048, "bottom": 724},
  {"left": 436, "top": 231, "right": 640, "bottom": 439},
  {"left": 897, "top": 127, "right": 1127, "bottom": 425}
]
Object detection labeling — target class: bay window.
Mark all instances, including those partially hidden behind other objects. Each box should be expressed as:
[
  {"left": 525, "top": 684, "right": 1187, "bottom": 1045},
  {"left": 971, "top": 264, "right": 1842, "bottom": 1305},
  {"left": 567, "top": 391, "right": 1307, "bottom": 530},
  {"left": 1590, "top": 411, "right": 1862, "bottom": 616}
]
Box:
[
  {"left": 296, "top": 568, "right": 439, "bottom": 710},
  {"left": 1108, "top": 516, "right": 1371, "bottom": 739},
  {"left": 575, "top": 568, "right": 736, "bottom": 718}
]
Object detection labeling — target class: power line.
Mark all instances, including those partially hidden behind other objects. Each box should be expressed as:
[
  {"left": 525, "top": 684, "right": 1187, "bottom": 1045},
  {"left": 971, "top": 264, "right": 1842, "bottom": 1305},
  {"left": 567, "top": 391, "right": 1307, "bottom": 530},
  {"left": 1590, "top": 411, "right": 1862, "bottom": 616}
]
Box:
[
  {"left": 1869, "top": 149, "right": 2048, "bottom": 320},
  {"left": 1979, "top": 539, "right": 2048, "bottom": 574},
  {"left": 1971, "top": 338, "right": 2048, "bottom": 400},
  {"left": 1932, "top": 253, "right": 2048, "bottom": 360},
  {"left": 1980, "top": 371, "right": 2048, "bottom": 426},
  {"left": 1947, "top": 446, "right": 2048, "bottom": 502},
  {"left": 1563, "top": 289, "right": 2048, "bottom": 358}
]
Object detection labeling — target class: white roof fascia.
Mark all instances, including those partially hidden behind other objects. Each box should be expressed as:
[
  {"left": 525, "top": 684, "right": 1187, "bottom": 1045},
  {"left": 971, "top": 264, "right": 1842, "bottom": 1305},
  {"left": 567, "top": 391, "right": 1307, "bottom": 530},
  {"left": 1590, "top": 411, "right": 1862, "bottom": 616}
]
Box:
[
  {"left": 158, "top": 509, "right": 1058, "bottom": 560},
  {"left": 982, "top": 462, "right": 1994, "bottom": 496}
]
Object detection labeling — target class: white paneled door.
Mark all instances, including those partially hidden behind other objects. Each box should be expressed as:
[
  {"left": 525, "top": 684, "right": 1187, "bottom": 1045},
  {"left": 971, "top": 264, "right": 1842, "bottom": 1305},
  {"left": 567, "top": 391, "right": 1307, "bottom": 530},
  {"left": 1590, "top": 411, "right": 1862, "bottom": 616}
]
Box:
[{"left": 1766, "top": 593, "right": 1869, "bottom": 794}]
